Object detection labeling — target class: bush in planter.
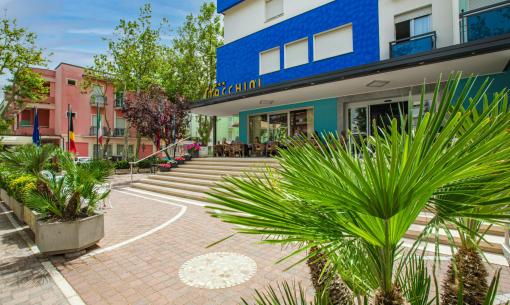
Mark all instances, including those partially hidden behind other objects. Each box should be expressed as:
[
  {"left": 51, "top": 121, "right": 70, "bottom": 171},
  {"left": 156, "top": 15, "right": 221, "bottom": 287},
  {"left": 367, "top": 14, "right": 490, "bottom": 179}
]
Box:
[
  {"left": 24, "top": 151, "right": 111, "bottom": 220},
  {"left": 158, "top": 163, "right": 172, "bottom": 172},
  {"left": 114, "top": 160, "right": 130, "bottom": 170},
  {"left": 8, "top": 175, "right": 36, "bottom": 202},
  {"left": 137, "top": 159, "right": 153, "bottom": 169},
  {"left": 186, "top": 143, "right": 200, "bottom": 158},
  {"left": 175, "top": 157, "right": 185, "bottom": 165}
]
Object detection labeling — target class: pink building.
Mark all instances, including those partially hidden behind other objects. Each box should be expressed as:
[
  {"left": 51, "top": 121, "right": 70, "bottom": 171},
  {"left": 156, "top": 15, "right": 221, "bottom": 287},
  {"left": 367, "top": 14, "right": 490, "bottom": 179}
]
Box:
[{"left": 11, "top": 63, "right": 155, "bottom": 159}]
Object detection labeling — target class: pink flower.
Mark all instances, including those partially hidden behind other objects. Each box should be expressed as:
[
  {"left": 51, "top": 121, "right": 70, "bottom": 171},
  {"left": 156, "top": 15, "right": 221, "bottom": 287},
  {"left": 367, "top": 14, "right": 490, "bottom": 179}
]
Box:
[{"left": 159, "top": 163, "right": 172, "bottom": 168}]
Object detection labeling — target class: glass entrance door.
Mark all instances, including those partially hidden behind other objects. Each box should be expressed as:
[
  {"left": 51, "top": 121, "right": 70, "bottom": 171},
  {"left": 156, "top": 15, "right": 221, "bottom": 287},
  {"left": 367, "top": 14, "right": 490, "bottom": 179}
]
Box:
[
  {"left": 269, "top": 113, "right": 288, "bottom": 142},
  {"left": 348, "top": 106, "right": 368, "bottom": 139}
]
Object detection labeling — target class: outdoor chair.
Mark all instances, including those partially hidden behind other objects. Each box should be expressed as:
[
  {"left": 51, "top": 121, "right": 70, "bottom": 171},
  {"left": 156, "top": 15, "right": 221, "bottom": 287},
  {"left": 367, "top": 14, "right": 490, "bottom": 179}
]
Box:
[
  {"left": 267, "top": 142, "right": 279, "bottom": 157},
  {"left": 253, "top": 143, "right": 266, "bottom": 157},
  {"left": 231, "top": 144, "right": 244, "bottom": 158},
  {"left": 214, "top": 144, "right": 224, "bottom": 157},
  {"left": 223, "top": 144, "right": 232, "bottom": 157}
]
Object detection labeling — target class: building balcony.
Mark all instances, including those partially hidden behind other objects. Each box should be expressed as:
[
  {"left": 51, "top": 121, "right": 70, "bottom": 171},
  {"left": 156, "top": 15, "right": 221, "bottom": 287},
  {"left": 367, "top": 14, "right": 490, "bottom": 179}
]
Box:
[
  {"left": 113, "top": 128, "right": 126, "bottom": 137},
  {"left": 460, "top": 1, "right": 510, "bottom": 43},
  {"left": 12, "top": 127, "right": 55, "bottom": 136},
  {"left": 89, "top": 126, "right": 109, "bottom": 136},
  {"left": 389, "top": 31, "right": 437, "bottom": 58},
  {"left": 90, "top": 95, "right": 107, "bottom": 107},
  {"left": 114, "top": 98, "right": 125, "bottom": 109}
]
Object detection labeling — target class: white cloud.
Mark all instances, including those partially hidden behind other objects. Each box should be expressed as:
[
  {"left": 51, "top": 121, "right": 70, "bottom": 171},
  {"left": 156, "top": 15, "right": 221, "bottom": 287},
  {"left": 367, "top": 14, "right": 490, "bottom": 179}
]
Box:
[{"left": 66, "top": 28, "right": 112, "bottom": 36}]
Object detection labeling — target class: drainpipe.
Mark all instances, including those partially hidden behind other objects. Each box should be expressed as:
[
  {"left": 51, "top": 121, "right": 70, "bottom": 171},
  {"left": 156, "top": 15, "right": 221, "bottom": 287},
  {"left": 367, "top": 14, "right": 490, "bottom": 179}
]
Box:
[{"left": 212, "top": 115, "right": 217, "bottom": 146}]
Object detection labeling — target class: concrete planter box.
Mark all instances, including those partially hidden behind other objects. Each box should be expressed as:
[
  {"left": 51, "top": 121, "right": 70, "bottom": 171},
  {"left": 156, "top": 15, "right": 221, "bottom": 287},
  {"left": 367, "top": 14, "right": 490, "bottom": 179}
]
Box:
[
  {"left": 137, "top": 168, "right": 151, "bottom": 174},
  {"left": 0, "top": 189, "right": 8, "bottom": 203},
  {"left": 35, "top": 213, "right": 104, "bottom": 255},
  {"left": 10, "top": 198, "right": 24, "bottom": 222},
  {"left": 115, "top": 168, "right": 131, "bottom": 175},
  {"left": 23, "top": 207, "right": 42, "bottom": 232},
  {"left": 199, "top": 146, "right": 209, "bottom": 158}
]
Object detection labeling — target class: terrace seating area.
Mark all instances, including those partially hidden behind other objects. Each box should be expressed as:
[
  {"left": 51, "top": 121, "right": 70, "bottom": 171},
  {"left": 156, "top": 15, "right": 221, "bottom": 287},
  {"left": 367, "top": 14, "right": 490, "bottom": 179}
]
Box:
[{"left": 213, "top": 142, "right": 283, "bottom": 158}]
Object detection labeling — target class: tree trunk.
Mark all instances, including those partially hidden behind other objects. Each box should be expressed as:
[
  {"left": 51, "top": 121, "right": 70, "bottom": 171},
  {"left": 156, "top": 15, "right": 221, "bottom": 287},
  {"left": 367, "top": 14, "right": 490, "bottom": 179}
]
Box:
[
  {"left": 63, "top": 191, "right": 81, "bottom": 220},
  {"left": 307, "top": 246, "right": 353, "bottom": 305},
  {"left": 441, "top": 247, "right": 488, "bottom": 305},
  {"left": 373, "top": 287, "right": 406, "bottom": 305},
  {"left": 135, "top": 132, "right": 141, "bottom": 159}
]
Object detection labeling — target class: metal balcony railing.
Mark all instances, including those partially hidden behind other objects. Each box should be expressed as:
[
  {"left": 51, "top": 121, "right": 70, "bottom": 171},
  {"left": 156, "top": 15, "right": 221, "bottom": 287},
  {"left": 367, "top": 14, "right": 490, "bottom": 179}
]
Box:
[
  {"left": 90, "top": 95, "right": 107, "bottom": 107},
  {"left": 389, "top": 31, "right": 437, "bottom": 58},
  {"left": 89, "top": 126, "right": 109, "bottom": 136},
  {"left": 113, "top": 128, "right": 126, "bottom": 137},
  {"left": 114, "top": 98, "right": 125, "bottom": 109},
  {"left": 460, "top": 0, "right": 510, "bottom": 43}
]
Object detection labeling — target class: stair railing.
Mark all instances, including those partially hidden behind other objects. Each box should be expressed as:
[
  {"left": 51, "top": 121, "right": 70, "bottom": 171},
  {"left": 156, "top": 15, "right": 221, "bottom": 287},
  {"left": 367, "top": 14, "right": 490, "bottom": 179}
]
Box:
[{"left": 129, "top": 137, "right": 191, "bottom": 183}]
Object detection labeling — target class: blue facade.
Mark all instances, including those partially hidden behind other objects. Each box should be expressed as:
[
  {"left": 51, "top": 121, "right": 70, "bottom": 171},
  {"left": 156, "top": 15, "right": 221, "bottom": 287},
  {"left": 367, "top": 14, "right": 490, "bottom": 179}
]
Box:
[
  {"left": 217, "top": 0, "right": 380, "bottom": 88},
  {"left": 239, "top": 98, "right": 338, "bottom": 143},
  {"left": 217, "top": 0, "right": 244, "bottom": 14}
]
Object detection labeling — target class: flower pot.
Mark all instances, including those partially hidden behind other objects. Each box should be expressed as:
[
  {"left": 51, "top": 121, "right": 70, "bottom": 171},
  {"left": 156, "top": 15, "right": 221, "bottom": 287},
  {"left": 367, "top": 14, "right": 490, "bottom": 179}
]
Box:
[
  {"left": 35, "top": 213, "right": 104, "bottom": 255},
  {"left": 159, "top": 166, "right": 172, "bottom": 172},
  {"left": 23, "top": 207, "right": 42, "bottom": 233},
  {"left": 10, "top": 198, "right": 24, "bottom": 222},
  {"left": 184, "top": 155, "right": 192, "bottom": 161},
  {"left": 115, "top": 168, "right": 131, "bottom": 175},
  {"left": 177, "top": 160, "right": 185, "bottom": 165},
  {"left": 199, "top": 146, "right": 209, "bottom": 158},
  {"left": 137, "top": 168, "right": 151, "bottom": 174},
  {"left": 191, "top": 151, "right": 199, "bottom": 158}
]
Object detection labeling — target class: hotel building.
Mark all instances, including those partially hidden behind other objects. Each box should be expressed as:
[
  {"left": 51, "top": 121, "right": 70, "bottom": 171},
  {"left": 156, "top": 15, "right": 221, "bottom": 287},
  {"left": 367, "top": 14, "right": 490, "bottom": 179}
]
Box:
[{"left": 192, "top": 0, "right": 510, "bottom": 144}]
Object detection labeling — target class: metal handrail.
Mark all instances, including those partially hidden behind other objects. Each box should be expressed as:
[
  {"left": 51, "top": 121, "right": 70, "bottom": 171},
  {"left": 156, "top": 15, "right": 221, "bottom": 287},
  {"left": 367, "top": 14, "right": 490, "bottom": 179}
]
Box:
[
  {"left": 129, "top": 136, "right": 191, "bottom": 182},
  {"left": 389, "top": 31, "right": 437, "bottom": 45}
]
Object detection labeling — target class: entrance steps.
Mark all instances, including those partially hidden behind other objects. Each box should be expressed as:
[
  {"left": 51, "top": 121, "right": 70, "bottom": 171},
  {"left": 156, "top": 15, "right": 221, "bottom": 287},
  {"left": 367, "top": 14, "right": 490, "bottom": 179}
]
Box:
[{"left": 129, "top": 157, "right": 508, "bottom": 262}]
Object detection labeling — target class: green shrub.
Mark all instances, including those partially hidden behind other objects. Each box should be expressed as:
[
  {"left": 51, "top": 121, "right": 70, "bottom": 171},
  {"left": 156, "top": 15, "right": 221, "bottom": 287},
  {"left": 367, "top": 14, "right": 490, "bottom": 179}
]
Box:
[
  {"left": 8, "top": 175, "right": 37, "bottom": 202},
  {"left": 115, "top": 160, "right": 130, "bottom": 169},
  {"left": 137, "top": 159, "right": 153, "bottom": 169},
  {"left": 88, "top": 159, "right": 114, "bottom": 174}
]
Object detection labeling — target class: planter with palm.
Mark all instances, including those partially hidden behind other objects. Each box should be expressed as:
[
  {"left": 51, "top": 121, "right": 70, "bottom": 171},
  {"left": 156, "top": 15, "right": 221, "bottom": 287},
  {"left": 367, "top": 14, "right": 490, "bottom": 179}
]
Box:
[{"left": 206, "top": 73, "right": 510, "bottom": 304}]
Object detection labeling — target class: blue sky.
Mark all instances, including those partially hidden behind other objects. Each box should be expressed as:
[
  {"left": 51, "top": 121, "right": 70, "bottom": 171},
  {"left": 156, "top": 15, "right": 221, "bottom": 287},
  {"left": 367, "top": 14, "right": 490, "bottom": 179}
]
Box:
[{"left": 0, "top": 0, "right": 208, "bottom": 69}]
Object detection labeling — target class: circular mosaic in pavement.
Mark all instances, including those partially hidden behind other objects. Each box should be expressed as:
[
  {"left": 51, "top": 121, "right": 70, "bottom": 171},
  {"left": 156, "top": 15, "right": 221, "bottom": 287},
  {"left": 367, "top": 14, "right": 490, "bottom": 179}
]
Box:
[{"left": 178, "top": 252, "right": 257, "bottom": 289}]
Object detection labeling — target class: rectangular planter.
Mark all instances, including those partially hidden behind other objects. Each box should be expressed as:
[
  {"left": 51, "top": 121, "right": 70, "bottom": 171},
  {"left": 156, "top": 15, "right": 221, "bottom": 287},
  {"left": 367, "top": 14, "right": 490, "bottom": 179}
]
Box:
[
  {"left": 35, "top": 213, "right": 104, "bottom": 255},
  {"left": 10, "top": 198, "right": 24, "bottom": 222},
  {"left": 0, "top": 189, "right": 7, "bottom": 203},
  {"left": 137, "top": 168, "right": 151, "bottom": 174},
  {"left": 23, "top": 207, "right": 42, "bottom": 233},
  {"left": 115, "top": 168, "right": 131, "bottom": 175}
]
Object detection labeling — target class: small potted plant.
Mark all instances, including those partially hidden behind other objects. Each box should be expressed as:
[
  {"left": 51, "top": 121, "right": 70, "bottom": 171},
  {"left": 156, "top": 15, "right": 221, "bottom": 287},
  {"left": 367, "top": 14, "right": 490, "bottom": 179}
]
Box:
[
  {"left": 184, "top": 153, "right": 192, "bottom": 161},
  {"left": 168, "top": 159, "right": 178, "bottom": 168},
  {"left": 114, "top": 160, "right": 131, "bottom": 174},
  {"left": 159, "top": 163, "right": 172, "bottom": 172},
  {"left": 186, "top": 143, "right": 201, "bottom": 158},
  {"left": 175, "top": 156, "right": 185, "bottom": 165},
  {"left": 137, "top": 159, "right": 152, "bottom": 173}
]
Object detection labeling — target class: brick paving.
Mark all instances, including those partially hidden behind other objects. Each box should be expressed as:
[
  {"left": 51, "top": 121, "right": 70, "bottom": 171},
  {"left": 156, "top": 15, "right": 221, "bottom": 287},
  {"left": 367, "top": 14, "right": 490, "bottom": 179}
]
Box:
[
  {"left": 1, "top": 189, "right": 510, "bottom": 305},
  {"left": 0, "top": 204, "right": 69, "bottom": 305}
]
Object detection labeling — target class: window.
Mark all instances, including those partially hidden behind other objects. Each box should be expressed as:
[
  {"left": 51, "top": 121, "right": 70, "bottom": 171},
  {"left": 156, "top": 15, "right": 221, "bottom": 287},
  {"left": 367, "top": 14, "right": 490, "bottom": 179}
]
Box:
[
  {"left": 115, "top": 117, "right": 126, "bottom": 129},
  {"left": 285, "top": 38, "right": 309, "bottom": 69},
  {"left": 249, "top": 115, "right": 269, "bottom": 143},
  {"left": 395, "top": 7, "right": 432, "bottom": 40},
  {"left": 265, "top": 0, "right": 283, "bottom": 21},
  {"left": 117, "top": 144, "right": 125, "bottom": 157},
  {"left": 20, "top": 110, "right": 32, "bottom": 127},
  {"left": 260, "top": 47, "right": 280, "bottom": 75},
  {"left": 38, "top": 109, "right": 50, "bottom": 127},
  {"left": 67, "top": 79, "right": 76, "bottom": 86},
  {"left": 313, "top": 24, "right": 353, "bottom": 61}
]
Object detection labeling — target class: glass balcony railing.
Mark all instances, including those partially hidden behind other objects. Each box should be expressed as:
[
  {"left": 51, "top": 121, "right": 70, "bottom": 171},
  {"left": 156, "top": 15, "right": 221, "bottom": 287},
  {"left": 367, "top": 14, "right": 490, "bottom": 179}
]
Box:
[
  {"left": 389, "top": 32, "right": 437, "bottom": 58},
  {"left": 460, "top": 1, "right": 510, "bottom": 43}
]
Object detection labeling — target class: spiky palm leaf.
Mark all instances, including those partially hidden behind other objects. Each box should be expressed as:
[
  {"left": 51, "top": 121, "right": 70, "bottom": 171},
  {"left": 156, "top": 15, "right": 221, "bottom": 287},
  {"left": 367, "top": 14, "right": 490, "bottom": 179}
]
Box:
[
  {"left": 207, "top": 73, "right": 510, "bottom": 303},
  {"left": 240, "top": 281, "right": 330, "bottom": 305},
  {"left": 0, "top": 144, "right": 58, "bottom": 178}
]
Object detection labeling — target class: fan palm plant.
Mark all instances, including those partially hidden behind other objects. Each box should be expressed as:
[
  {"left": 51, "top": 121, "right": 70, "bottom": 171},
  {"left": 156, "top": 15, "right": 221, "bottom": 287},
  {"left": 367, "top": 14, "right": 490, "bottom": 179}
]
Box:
[{"left": 207, "top": 73, "right": 510, "bottom": 304}]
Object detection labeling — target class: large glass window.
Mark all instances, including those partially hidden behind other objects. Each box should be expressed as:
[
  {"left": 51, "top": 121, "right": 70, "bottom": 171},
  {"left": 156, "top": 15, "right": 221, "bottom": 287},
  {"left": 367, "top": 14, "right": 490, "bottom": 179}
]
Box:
[
  {"left": 269, "top": 113, "right": 288, "bottom": 142},
  {"left": 249, "top": 115, "right": 269, "bottom": 143},
  {"left": 290, "top": 109, "right": 314, "bottom": 138}
]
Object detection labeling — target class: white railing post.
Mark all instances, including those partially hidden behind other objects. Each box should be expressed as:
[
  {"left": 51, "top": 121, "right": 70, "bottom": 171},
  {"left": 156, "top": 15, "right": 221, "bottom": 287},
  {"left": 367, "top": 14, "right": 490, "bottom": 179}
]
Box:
[{"left": 130, "top": 162, "right": 133, "bottom": 183}]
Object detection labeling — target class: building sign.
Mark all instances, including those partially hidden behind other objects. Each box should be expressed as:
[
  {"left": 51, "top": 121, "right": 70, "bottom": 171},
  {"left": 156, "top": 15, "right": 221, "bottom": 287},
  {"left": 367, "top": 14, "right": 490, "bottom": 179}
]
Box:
[{"left": 206, "top": 78, "right": 262, "bottom": 98}]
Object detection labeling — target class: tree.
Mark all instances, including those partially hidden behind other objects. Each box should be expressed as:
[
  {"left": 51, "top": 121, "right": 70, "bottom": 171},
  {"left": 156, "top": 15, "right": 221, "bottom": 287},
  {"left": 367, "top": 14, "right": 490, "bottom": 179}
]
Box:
[
  {"left": 123, "top": 85, "right": 189, "bottom": 158},
  {"left": 207, "top": 74, "right": 510, "bottom": 304},
  {"left": 168, "top": 1, "right": 223, "bottom": 145},
  {"left": 0, "top": 16, "right": 49, "bottom": 133},
  {"left": 87, "top": 3, "right": 167, "bottom": 158}
]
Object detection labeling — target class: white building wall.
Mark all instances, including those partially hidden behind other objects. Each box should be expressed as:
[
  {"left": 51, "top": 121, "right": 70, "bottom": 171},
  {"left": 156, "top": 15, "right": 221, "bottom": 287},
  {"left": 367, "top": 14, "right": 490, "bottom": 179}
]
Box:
[
  {"left": 223, "top": 0, "right": 335, "bottom": 44},
  {"left": 378, "top": 0, "right": 457, "bottom": 60}
]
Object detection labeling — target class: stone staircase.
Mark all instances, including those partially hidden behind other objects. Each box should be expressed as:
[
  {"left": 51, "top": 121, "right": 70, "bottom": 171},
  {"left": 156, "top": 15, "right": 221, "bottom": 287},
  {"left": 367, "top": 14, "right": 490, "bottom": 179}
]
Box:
[{"left": 129, "top": 157, "right": 508, "bottom": 262}]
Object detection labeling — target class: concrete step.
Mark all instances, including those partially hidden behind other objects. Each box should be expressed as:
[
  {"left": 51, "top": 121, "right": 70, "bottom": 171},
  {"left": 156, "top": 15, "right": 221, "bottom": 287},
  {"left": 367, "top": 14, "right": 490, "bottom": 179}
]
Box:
[
  {"left": 157, "top": 171, "right": 230, "bottom": 181},
  {"left": 191, "top": 157, "right": 279, "bottom": 163},
  {"left": 177, "top": 164, "right": 268, "bottom": 172},
  {"left": 183, "top": 162, "right": 280, "bottom": 169},
  {"left": 171, "top": 167, "right": 260, "bottom": 177},
  {"left": 131, "top": 183, "right": 212, "bottom": 202},
  {"left": 404, "top": 229, "right": 503, "bottom": 255},
  {"left": 139, "top": 179, "right": 212, "bottom": 193},
  {"left": 414, "top": 215, "right": 506, "bottom": 237},
  {"left": 148, "top": 175, "right": 217, "bottom": 187}
]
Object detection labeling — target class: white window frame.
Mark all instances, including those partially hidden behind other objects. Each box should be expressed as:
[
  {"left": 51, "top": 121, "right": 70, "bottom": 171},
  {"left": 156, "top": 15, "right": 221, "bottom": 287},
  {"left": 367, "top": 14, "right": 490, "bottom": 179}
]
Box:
[
  {"left": 313, "top": 23, "right": 354, "bottom": 62},
  {"left": 265, "top": 0, "right": 284, "bottom": 22},
  {"left": 259, "top": 46, "right": 281, "bottom": 75},
  {"left": 284, "top": 37, "right": 309, "bottom": 69}
]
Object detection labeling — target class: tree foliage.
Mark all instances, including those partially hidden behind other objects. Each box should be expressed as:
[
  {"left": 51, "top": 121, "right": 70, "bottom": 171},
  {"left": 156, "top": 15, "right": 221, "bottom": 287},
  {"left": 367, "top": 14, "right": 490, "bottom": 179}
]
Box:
[
  {"left": 123, "top": 85, "right": 189, "bottom": 156},
  {"left": 0, "top": 16, "right": 49, "bottom": 132}
]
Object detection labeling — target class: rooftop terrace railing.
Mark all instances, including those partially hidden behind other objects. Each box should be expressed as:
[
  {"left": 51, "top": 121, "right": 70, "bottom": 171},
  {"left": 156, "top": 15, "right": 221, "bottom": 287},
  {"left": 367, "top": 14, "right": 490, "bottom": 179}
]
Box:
[{"left": 460, "top": 0, "right": 510, "bottom": 43}]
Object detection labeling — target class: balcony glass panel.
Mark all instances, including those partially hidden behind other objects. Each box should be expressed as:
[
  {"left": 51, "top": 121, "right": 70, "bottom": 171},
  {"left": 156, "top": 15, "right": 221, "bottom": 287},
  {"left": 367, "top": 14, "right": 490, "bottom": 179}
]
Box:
[
  {"left": 464, "top": 3, "right": 510, "bottom": 42},
  {"left": 390, "top": 32, "right": 436, "bottom": 58}
]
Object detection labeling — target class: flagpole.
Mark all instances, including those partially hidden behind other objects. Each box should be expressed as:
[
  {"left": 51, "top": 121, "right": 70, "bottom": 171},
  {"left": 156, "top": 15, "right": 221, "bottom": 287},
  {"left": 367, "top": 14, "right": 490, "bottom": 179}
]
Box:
[
  {"left": 67, "top": 104, "right": 71, "bottom": 151},
  {"left": 96, "top": 99, "right": 99, "bottom": 160}
]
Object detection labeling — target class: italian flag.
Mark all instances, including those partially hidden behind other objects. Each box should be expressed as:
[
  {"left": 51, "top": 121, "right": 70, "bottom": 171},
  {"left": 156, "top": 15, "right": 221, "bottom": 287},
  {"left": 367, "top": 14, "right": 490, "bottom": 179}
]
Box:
[{"left": 97, "top": 111, "right": 103, "bottom": 145}]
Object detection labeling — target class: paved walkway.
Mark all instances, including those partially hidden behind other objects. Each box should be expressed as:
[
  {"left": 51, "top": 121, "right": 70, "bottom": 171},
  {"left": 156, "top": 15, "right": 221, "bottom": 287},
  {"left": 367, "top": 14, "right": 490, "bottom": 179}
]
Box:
[
  {"left": 0, "top": 205, "right": 69, "bottom": 305},
  {"left": 1, "top": 182, "right": 509, "bottom": 305}
]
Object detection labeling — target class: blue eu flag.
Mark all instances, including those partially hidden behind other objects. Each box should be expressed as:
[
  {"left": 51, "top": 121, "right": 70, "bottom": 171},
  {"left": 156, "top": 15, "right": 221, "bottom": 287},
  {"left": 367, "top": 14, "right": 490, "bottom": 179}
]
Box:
[{"left": 32, "top": 108, "right": 40, "bottom": 146}]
